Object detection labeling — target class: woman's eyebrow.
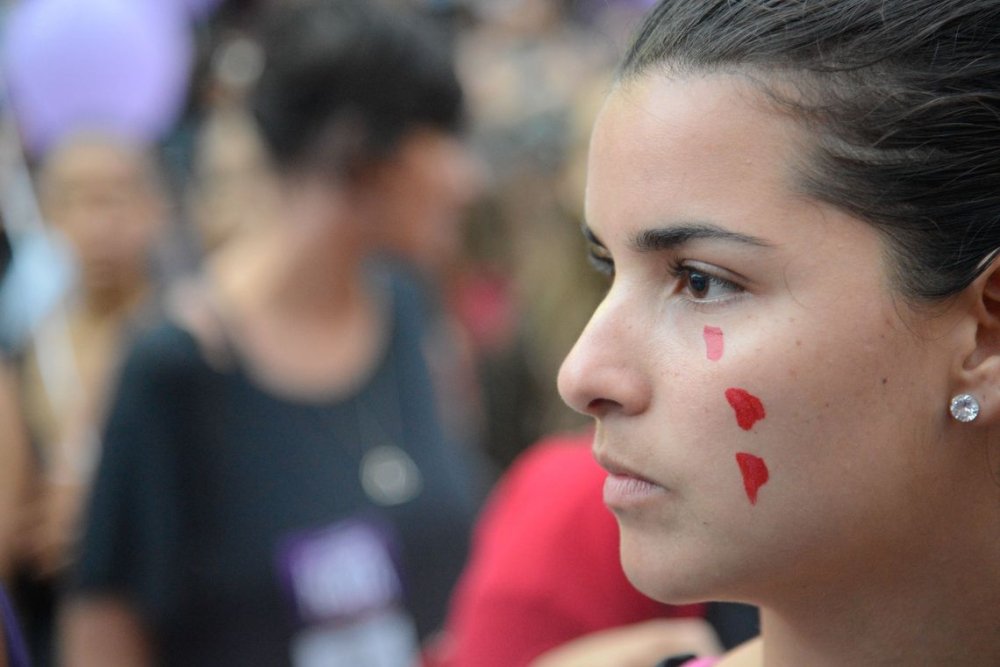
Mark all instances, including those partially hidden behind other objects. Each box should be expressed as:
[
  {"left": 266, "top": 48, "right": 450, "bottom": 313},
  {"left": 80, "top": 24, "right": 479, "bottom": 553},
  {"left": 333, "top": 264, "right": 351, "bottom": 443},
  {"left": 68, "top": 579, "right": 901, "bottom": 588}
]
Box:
[{"left": 631, "top": 223, "right": 773, "bottom": 252}]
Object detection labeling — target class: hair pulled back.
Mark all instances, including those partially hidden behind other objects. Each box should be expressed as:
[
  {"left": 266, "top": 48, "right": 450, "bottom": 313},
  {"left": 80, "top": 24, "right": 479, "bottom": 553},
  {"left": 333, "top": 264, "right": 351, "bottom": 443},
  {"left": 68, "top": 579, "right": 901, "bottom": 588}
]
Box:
[
  {"left": 251, "top": 0, "right": 463, "bottom": 177},
  {"left": 622, "top": 0, "right": 1000, "bottom": 300}
]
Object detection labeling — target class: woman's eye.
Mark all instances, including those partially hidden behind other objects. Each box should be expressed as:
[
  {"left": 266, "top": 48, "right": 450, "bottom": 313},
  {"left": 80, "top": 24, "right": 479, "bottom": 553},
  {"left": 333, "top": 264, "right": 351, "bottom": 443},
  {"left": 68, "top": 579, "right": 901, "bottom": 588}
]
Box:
[
  {"left": 678, "top": 267, "right": 741, "bottom": 301},
  {"left": 587, "top": 244, "right": 615, "bottom": 276}
]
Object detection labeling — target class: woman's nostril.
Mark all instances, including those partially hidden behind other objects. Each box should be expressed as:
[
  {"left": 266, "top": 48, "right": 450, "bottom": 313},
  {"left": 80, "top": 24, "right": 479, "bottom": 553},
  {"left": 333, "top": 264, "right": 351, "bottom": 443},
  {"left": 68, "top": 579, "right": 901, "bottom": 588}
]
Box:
[{"left": 586, "top": 397, "right": 620, "bottom": 416}]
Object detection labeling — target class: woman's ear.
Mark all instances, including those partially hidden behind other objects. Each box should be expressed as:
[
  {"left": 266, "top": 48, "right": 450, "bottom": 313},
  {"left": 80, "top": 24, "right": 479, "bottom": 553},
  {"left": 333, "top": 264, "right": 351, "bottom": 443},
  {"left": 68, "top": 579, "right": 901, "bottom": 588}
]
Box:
[{"left": 954, "top": 255, "right": 1000, "bottom": 424}]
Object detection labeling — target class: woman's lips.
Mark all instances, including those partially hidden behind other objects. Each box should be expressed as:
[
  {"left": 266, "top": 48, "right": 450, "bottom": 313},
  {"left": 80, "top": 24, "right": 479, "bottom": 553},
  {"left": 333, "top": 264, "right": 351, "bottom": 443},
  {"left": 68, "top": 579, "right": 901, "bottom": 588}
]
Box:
[
  {"left": 603, "top": 473, "right": 666, "bottom": 508},
  {"left": 601, "top": 460, "right": 669, "bottom": 508},
  {"left": 596, "top": 450, "right": 668, "bottom": 508}
]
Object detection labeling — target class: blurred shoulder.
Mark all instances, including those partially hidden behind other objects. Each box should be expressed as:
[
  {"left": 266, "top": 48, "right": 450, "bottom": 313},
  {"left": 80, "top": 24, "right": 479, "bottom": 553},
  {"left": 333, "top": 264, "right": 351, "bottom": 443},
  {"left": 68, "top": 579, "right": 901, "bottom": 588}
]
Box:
[
  {"left": 117, "top": 280, "right": 221, "bottom": 385},
  {"left": 117, "top": 318, "right": 204, "bottom": 382}
]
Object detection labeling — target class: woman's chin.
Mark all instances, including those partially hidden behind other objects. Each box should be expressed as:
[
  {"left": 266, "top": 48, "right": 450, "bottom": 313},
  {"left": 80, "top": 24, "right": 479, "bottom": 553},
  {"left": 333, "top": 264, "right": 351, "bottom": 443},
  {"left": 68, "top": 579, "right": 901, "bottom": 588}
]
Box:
[{"left": 618, "top": 531, "right": 726, "bottom": 606}]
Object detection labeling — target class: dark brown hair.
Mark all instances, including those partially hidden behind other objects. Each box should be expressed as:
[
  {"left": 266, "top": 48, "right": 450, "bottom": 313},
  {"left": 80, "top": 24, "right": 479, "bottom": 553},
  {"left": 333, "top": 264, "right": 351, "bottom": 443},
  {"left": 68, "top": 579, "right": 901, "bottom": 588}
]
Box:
[{"left": 251, "top": 0, "right": 463, "bottom": 176}]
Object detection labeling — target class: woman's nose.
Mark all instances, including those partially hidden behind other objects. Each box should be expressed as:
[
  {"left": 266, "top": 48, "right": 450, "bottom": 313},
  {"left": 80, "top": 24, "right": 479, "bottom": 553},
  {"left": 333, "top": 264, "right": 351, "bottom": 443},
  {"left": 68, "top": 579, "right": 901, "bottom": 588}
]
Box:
[{"left": 557, "top": 297, "right": 651, "bottom": 419}]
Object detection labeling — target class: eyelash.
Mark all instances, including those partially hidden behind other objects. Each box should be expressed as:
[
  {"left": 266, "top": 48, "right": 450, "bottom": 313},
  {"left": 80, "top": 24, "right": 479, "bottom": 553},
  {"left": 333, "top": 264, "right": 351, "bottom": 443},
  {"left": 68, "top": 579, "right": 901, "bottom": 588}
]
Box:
[
  {"left": 587, "top": 246, "right": 615, "bottom": 276},
  {"left": 586, "top": 245, "right": 745, "bottom": 305}
]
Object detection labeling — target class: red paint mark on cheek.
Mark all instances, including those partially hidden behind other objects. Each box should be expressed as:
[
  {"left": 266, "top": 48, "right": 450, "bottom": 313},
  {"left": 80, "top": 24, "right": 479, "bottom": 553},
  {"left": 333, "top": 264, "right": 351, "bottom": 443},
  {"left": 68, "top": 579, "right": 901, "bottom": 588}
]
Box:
[
  {"left": 725, "top": 388, "right": 766, "bottom": 430},
  {"left": 735, "top": 452, "right": 770, "bottom": 505},
  {"left": 703, "top": 326, "right": 724, "bottom": 361}
]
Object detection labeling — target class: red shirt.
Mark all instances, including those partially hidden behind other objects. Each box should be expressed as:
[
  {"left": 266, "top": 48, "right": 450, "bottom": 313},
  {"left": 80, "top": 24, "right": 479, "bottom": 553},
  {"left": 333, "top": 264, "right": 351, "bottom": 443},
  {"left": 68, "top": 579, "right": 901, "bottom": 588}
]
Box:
[{"left": 432, "top": 432, "right": 705, "bottom": 667}]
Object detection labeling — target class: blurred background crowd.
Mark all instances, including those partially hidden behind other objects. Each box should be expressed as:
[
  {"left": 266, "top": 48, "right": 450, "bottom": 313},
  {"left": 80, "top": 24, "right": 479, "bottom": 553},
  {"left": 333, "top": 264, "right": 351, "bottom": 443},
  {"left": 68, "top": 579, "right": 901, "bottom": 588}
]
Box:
[{"left": 0, "top": 1, "right": 757, "bottom": 666}]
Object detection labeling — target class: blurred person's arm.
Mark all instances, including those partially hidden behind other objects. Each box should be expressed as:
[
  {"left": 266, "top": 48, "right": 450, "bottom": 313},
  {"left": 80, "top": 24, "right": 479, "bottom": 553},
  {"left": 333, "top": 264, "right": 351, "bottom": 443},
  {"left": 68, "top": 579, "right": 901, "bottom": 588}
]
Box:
[
  {"left": 59, "top": 596, "right": 152, "bottom": 667},
  {"left": 17, "top": 342, "right": 101, "bottom": 578},
  {"left": 0, "top": 363, "right": 32, "bottom": 580},
  {"left": 18, "top": 476, "right": 86, "bottom": 578}
]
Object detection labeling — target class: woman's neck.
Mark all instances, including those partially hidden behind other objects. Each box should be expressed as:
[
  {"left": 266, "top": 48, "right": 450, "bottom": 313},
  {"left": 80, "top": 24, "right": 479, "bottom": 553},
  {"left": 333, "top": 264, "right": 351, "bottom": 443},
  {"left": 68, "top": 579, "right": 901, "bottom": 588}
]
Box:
[
  {"left": 217, "top": 202, "right": 369, "bottom": 317},
  {"left": 261, "top": 177, "right": 375, "bottom": 320},
  {"left": 268, "top": 227, "right": 366, "bottom": 320},
  {"left": 753, "top": 509, "right": 1000, "bottom": 667},
  {"left": 206, "top": 208, "right": 387, "bottom": 400}
]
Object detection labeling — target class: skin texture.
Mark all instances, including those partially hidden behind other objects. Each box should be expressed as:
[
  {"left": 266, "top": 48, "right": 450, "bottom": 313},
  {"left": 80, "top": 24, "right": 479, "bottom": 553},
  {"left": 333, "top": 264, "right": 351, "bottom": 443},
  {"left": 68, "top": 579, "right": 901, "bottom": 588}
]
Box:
[
  {"left": 59, "top": 597, "right": 151, "bottom": 667},
  {"left": 558, "top": 72, "right": 1000, "bottom": 665}
]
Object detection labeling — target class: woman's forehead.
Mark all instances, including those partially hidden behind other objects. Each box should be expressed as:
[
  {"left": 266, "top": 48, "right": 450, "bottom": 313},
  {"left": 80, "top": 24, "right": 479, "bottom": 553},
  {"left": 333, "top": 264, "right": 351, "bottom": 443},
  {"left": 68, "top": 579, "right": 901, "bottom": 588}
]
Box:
[{"left": 585, "top": 73, "right": 809, "bottom": 238}]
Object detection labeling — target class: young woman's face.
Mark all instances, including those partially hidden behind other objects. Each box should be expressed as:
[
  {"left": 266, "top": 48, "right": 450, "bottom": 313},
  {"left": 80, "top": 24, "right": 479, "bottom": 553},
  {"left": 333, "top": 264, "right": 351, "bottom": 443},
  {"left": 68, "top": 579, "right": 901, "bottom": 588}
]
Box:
[
  {"left": 558, "top": 73, "right": 970, "bottom": 605},
  {"left": 40, "top": 137, "right": 163, "bottom": 296}
]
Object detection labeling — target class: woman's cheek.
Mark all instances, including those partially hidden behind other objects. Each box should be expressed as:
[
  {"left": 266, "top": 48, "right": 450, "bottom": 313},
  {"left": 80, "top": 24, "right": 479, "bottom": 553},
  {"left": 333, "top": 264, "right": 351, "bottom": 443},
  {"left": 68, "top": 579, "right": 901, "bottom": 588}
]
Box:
[{"left": 702, "top": 323, "right": 773, "bottom": 507}]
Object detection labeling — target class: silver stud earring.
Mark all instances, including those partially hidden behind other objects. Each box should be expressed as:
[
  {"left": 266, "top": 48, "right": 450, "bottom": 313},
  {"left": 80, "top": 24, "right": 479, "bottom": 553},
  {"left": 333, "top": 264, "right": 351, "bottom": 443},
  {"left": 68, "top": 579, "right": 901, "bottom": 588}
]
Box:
[{"left": 949, "top": 393, "right": 980, "bottom": 423}]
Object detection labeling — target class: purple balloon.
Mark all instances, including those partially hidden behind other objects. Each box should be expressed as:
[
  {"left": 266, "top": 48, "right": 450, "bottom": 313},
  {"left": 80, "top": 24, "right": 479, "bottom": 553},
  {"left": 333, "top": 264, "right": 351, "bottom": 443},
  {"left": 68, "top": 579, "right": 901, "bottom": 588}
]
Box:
[{"left": 2, "top": 0, "right": 194, "bottom": 157}]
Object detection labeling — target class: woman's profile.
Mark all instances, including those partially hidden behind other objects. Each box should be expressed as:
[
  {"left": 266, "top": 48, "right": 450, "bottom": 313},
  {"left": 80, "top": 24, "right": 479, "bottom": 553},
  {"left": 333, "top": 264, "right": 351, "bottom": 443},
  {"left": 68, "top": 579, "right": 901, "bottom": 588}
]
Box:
[{"left": 557, "top": 1, "right": 1000, "bottom": 665}]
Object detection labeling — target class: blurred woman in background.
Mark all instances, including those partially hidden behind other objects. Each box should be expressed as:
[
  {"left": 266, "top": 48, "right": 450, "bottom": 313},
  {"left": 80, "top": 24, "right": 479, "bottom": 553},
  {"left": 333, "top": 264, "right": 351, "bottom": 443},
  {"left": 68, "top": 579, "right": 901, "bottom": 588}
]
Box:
[
  {"left": 6, "top": 132, "right": 169, "bottom": 667},
  {"left": 61, "top": 2, "right": 488, "bottom": 665}
]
